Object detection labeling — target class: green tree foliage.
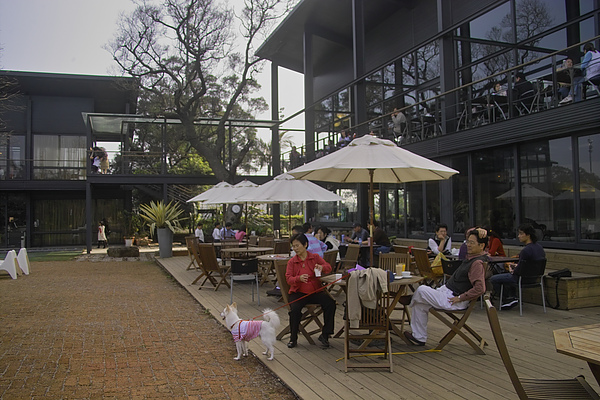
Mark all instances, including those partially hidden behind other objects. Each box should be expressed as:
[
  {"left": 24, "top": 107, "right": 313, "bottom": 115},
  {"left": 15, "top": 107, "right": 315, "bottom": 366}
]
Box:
[{"left": 107, "top": 0, "right": 296, "bottom": 182}]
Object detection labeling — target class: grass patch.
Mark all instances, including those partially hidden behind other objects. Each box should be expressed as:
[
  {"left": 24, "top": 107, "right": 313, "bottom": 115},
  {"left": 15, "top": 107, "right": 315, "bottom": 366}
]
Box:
[{"left": 27, "top": 251, "right": 82, "bottom": 262}]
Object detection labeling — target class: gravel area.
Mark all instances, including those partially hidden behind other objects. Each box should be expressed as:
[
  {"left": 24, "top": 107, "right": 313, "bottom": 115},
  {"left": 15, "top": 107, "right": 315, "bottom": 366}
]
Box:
[{"left": 0, "top": 260, "right": 298, "bottom": 399}]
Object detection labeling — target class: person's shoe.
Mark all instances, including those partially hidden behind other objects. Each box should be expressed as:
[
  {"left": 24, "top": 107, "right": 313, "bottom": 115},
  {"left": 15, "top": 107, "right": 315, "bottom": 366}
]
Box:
[
  {"left": 287, "top": 341, "right": 297, "bottom": 348},
  {"left": 501, "top": 298, "right": 519, "bottom": 310},
  {"left": 404, "top": 331, "right": 425, "bottom": 346},
  {"left": 559, "top": 95, "right": 573, "bottom": 105},
  {"left": 318, "top": 334, "right": 330, "bottom": 348}
]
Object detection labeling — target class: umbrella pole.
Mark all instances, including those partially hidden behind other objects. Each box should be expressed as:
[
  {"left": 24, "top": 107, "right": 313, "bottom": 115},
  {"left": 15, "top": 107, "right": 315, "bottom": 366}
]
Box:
[
  {"left": 369, "top": 169, "right": 374, "bottom": 268},
  {"left": 245, "top": 202, "right": 249, "bottom": 249},
  {"left": 288, "top": 201, "right": 292, "bottom": 235}
]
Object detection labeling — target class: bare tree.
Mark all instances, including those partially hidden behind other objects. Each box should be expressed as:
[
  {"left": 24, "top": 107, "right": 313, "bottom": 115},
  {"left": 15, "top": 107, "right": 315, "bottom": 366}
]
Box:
[{"left": 107, "top": 0, "right": 295, "bottom": 182}]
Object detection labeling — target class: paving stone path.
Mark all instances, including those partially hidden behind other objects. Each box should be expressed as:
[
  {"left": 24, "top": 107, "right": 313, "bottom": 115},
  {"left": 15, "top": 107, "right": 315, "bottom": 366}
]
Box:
[{"left": 0, "top": 260, "right": 297, "bottom": 399}]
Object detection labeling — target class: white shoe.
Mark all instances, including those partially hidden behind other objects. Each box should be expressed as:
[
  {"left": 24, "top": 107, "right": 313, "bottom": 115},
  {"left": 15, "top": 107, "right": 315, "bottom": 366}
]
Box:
[{"left": 559, "top": 95, "right": 573, "bottom": 105}]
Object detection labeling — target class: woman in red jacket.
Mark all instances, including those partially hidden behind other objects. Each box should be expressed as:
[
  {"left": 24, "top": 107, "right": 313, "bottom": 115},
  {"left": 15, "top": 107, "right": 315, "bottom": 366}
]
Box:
[
  {"left": 285, "top": 233, "right": 336, "bottom": 348},
  {"left": 487, "top": 229, "right": 506, "bottom": 257}
]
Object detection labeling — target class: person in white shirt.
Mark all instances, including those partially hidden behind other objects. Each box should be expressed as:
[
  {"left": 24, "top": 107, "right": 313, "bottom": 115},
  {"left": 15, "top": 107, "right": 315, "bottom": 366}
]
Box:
[
  {"left": 195, "top": 222, "right": 204, "bottom": 243},
  {"left": 427, "top": 223, "right": 452, "bottom": 256},
  {"left": 212, "top": 222, "right": 222, "bottom": 242}
]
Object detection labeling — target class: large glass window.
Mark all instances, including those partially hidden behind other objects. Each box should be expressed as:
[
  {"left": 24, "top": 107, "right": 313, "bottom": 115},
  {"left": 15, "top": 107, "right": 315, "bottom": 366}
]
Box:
[
  {"left": 578, "top": 133, "right": 600, "bottom": 240},
  {"left": 521, "top": 137, "right": 573, "bottom": 242},
  {"left": 33, "top": 135, "right": 87, "bottom": 180},
  {"left": 0, "top": 134, "right": 25, "bottom": 180},
  {"left": 406, "top": 182, "right": 424, "bottom": 237},
  {"left": 425, "top": 181, "right": 440, "bottom": 232},
  {"left": 473, "top": 147, "right": 515, "bottom": 239},
  {"left": 451, "top": 155, "right": 470, "bottom": 234}
]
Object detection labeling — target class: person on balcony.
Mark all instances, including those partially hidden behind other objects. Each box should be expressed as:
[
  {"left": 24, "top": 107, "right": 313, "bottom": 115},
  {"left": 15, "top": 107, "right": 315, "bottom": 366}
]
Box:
[{"left": 561, "top": 42, "right": 600, "bottom": 104}]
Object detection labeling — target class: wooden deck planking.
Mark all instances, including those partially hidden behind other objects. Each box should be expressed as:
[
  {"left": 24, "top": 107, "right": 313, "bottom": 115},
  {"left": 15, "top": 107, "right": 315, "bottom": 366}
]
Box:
[{"left": 157, "top": 256, "right": 600, "bottom": 400}]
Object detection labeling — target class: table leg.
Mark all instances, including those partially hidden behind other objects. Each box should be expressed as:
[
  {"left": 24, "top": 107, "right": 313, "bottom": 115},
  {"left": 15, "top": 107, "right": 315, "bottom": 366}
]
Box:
[{"left": 588, "top": 362, "right": 600, "bottom": 386}]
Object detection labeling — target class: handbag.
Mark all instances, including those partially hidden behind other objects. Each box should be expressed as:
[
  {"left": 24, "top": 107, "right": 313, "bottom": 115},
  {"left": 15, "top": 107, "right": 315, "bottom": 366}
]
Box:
[{"left": 547, "top": 268, "right": 571, "bottom": 309}]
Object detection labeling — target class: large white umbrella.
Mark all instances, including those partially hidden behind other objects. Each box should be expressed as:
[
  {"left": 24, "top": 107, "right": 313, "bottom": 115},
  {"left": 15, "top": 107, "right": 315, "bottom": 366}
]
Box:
[
  {"left": 288, "top": 135, "right": 458, "bottom": 265},
  {"left": 237, "top": 173, "right": 343, "bottom": 232}
]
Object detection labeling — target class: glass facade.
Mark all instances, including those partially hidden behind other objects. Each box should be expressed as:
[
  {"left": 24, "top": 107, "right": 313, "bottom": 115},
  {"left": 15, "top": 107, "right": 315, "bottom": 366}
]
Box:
[{"left": 33, "top": 135, "right": 87, "bottom": 180}]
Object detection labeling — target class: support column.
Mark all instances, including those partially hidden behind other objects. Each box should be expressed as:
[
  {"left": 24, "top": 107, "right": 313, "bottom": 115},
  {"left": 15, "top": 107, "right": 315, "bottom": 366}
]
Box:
[
  {"left": 271, "top": 62, "right": 281, "bottom": 231},
  {"left": 437, "top": 0, "right": 457, "bottom": 134},
  {"left": 304, "top": 27, "right": 318, "bottom": 221},
  {"left": 352, "top": 0, "right": 367, "bottom": 136}
]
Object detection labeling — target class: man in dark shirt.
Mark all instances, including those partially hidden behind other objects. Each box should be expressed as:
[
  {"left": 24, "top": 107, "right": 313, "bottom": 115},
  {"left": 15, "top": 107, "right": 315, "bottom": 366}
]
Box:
[{"left": 370, "top": 221, "right": 391, "bottom": 255}]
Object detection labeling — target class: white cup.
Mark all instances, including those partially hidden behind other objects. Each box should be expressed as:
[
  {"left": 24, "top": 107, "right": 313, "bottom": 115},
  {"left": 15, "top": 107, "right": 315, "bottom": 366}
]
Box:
[
  {"left": 335, "top": 273, "right": 342, "bottom": 280},
  {"left": 401, "top": 271, "right": 411, "bottom": 277},
  {"left": 314, "top": 268, "right": 322, "bottom": 277}
]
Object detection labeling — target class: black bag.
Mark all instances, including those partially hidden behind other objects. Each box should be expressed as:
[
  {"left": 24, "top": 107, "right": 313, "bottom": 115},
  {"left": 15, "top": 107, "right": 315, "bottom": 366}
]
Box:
[{"left": 547, "top": 268, "right": 571, "bottom": 309}]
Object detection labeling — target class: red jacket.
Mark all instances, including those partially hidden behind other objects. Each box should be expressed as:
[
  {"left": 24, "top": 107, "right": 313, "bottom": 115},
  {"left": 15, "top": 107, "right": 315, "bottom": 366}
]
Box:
[{"left": 285, "top": 252, "right": 331, "bottom": 294}]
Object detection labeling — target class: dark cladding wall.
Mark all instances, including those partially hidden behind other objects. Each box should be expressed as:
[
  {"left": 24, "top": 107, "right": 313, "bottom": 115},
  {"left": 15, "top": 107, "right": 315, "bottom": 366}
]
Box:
[{"left": 313, "top": 0, "right": 500, "bottom": 101}]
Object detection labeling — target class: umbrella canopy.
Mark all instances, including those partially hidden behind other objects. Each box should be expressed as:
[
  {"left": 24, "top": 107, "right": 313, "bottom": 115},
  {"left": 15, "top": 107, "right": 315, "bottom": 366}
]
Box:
[
  {"left": 203, "top": 180, "right": 263, "bottom": 205},
  {"left": 497, "top": 184, "right": 553, "bottom": 200},
  {"left": 186, "top": 181, "right": 232, "bottom": 203},
  {"left": 288, "top": 135, "right": 458, "bottom": 183},
  {"left": 237, "top": 173, "right": 343, "bottom": 203},
  {"left": 288, "top": 135, "right": 458, "bottom": 266}
]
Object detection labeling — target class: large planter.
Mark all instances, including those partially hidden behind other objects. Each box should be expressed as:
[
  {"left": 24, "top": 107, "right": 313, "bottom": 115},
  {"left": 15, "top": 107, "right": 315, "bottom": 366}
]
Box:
[{"left": 157, "top": 228, "right": 173, "bottom": 258}]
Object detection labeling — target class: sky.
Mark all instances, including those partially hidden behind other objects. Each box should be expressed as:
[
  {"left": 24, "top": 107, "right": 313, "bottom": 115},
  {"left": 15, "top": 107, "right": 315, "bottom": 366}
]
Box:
[{"left": 0, "top": 0, "right": 305, "bottom": 146}]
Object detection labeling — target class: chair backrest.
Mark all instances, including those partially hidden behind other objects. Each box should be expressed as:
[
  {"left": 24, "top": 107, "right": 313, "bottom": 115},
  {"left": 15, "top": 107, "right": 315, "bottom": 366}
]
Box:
[
  {"left": 274, "top": 259, "right": 292, "bottom": 305},
  {"left": 378, "top": 252, "right": 410, "bottom": 273},
  {"left": 17, "top": 248, "right": 31, "bottom": 275},
  {"left": 185, "top": 235, "right": 198, "bottom": 253},
  {"left": 412, "top": 248, "right": 434, "bottom": 276},
  {"left": 484, "top": 298, "right": 528, "bottom": 399},
  {"left": 393, "top": 245, "right": 409, "bottom": 254},
  {"left": 197, "top": 243, "right": 222, "bottom": 272},
  {"left": 323, "top": 249, "right": 338, "bottom": 270},
  {"left": 248, "top": 235, "right": 259, "bottom": 246},
  {"left": 274, "top": 240, "right": 290, "bottom": 255},
  {"left": 515, "top": 259, "right": 546, "bottom": 284},
  {"left": 230, "top": 258, "right": 258, "bottom": 274},
  {"left": 343, "top": 244, "right": 361, "bottom": 263},
  {"left": 441, "top": 259, "right": 462, "bottom": 276},
  {"left": 258, "top": 236, "right": 274, "bottom": 248}
]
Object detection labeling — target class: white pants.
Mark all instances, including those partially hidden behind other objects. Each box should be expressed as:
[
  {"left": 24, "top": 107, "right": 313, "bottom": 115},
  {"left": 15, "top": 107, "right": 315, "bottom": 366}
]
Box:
[{"left": 409, "top": 285, "right": 469, "bottom": 343}]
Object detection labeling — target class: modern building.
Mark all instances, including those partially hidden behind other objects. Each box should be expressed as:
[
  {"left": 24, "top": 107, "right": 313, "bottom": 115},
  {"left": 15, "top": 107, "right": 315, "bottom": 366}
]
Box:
[{"left": 259, "top": 0, "right": 600, "bottom": 251}]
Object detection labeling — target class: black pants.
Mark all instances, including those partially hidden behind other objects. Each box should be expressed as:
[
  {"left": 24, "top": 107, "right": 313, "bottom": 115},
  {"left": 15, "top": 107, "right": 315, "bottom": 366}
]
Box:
[{"left": 288, "top": 291, "right": 336, "bottom": 342}]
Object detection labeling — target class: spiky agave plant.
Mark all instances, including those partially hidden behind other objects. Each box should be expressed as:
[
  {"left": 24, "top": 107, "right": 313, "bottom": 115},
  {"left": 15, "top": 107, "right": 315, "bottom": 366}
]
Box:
[{"left": 139, "top": 200, "right": 185, "bottom": 237}]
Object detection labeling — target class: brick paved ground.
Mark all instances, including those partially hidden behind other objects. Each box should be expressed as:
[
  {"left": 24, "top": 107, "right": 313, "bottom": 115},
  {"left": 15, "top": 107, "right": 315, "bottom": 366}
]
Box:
[{"left": 0, "top": 260, "right": 298, "bottom": 399}]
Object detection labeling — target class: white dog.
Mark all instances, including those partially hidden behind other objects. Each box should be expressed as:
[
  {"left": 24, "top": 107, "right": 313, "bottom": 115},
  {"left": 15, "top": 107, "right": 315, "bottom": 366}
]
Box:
[{"left": 220, "top": 303, "right": 280, "bottom": 361}]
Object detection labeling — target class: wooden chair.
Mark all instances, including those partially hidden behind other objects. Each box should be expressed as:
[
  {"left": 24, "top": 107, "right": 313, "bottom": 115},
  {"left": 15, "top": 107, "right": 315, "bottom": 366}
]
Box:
[
  {"left": 258, "top": 236, "right": 274, "bottom": 248},
  {"left": 379, "top": 252, "right": 413, "bottom": 330},
  {"left": 498, "top": 259, "right": 547, "bottom": 316},
  {"left": 429, "top": 298, "right": 487, "bottom": 355},
  {"left": 185, "top": 236, "right": 201, "bottom": 271},
  {"left": 393, "top": 245, "right": 409, "bottom": 254},
  {"left": 273, "top": 240, "right": 290, "bottom": 255},
  {"left": 412, "top": 247, "right": 444, "bottom": 287},
  {"left": 484, "top": 297, "right": 599, "bottom": 399},
  {"left": 274, "top": 259, "right": 324, "bottom": 345},
  {"left": 258, "top": 241, "right": 289, "bottom": 286},
  {"left": 344, "top": 273, "right": 393, "bottom": 372},
  {"left": 337, "top": 244, "right": 360, "bottom": 272},
  {"left": 248, "top": 235, "right": 259, "bottom": 246},
  {"left": 191, "top": 243, "right": 231, "bottom": 291},
  {"left": 322, "top": 249, "right": 338, "bottom": 271}
]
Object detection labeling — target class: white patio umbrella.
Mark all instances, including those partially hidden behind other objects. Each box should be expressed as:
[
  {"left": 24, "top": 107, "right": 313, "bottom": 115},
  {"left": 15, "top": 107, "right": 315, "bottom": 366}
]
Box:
[
  {"left": 237, "top": 173, "right": 343, "bottom": 232},
  {"left": 288, "top": 135, "right": 458, "bottom": 265},
  {"left": 186, "top": 181, "right": 233, "bottom": 203}
]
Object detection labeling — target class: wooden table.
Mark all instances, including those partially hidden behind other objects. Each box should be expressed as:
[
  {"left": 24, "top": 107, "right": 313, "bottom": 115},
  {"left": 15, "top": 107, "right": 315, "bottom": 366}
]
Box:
[
  {"left": 220, "top": 246, "right": 274, "bottom": 258},
  {"left": 554, "top": 323, "right": 600, "bottom": 385},
  {"left": 320, "top": 274, "right": 424, "bottom": 341},
  {"left": 256, "top": 253, "right": 292, "bottom": 285}
]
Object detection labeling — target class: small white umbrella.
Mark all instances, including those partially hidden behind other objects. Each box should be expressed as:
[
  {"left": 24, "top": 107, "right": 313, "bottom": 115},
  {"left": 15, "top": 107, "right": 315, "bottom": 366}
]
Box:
[
  {"left": 238, "top": 173, "right": 343, "bottom": 232},
  {"left": 186, "top": 181, "right": 232, "bottom": 203},
  {"left": 288, "top": 135, "right": 458, "bottom": 265}
]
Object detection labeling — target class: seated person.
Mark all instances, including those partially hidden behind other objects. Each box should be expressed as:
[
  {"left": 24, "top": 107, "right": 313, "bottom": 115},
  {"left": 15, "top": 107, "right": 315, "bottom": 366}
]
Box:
[
  {"left": 427, "top": 223, "right": 452, "bottom": 256},
  {"left": 404, "top": 228, "right": 488, "bottom": 346},
  {"left": 370, "top": 220, "right": 391, "bottom": 256},
  {"left": 458, "top": 226, "right": 478, "bottom": 260},
  {"left": 285, "top": 233, "right": 335, "bottom": 348},
  {"left": 556, "top": 58, "right": 583, "bottom": 102},
  {"left": 292, "top": 225, "right": 326, "bottom": 257},
  {"left": 347, "top": 222, "right": 369, "bottom": 244},
  {"left": 492, "top": 82, "right": 507, "bottom": 96},
  {"left": 235, "top": 224, "right": 247, "bottom": 242},
  {"left": 220, "top": 222, "right": 235, "bottom": 239},
  {"left": 489, "top": 223, "right": 546, "bottom": 310},
  {"left": 512, "top": 72, "right": 535, "bottom": 110},
  {"left": 487, "top": 228, "right": 506, "bottom": 257},
  {"left": 315, "top": 226, "right": 340, "bottom": 252},
  {"left": 336, "top": 130, "right": 352, "bottom": 148},
  {"left": 391, "top": 108, "right": 407, "bottom": 142}
]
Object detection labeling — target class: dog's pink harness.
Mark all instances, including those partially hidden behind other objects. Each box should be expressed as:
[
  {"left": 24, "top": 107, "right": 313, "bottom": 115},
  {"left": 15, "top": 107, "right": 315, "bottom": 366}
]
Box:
[{"left": 231, "top": 320, "right": 263, "bottom": 342}]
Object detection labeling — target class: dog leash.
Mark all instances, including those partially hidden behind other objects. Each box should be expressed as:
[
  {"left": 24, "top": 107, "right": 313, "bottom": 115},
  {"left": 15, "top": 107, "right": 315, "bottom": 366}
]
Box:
[{"left": 251, "top": 274, "right": 348, "bottom": 320}]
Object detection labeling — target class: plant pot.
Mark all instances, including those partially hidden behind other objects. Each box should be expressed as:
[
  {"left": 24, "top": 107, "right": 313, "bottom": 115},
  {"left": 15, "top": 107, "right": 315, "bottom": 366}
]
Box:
[
  {"left": 157, "top": 228, "right": 173, "bottom": 258},
  {"left": 124, "top": 238, "right": 134, "bottom": 247}
]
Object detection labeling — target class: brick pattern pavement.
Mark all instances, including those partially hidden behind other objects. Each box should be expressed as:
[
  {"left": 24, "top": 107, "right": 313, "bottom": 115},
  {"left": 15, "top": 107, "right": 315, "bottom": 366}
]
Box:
[{"left": 0, "top": 260, "right": 297, "bottom": 399}]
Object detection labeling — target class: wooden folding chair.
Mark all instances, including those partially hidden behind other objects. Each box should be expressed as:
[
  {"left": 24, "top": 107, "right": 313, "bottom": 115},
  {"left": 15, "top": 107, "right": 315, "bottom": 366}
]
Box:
[
  {"left": 258, "top": 236, "right": 274, "bottom": 248},
  {"left": 344, "top": 277, "right": 393, "bottom": 372},
  {"left": 429, "top": 298, "right": 487, "bottom": 354},
  {"left": 191, "top": 243, "right": 231, "bottom": 291},
  {"left": 338, "top": 244, "right": 360, "bottom": 272},
  {"left": 322, "top": 249, "right": 338, "bottom": 270},
  {"left": 248, "top": 235, "right": 259, "bottom": 246},
  {"left": 379, "top": 252, "right": 413, "bottom": 331},
  {"left": 393, "top": 245, "right": 409, "bottom": 254},
  {"left": 274, "top": 259, "right": 324, "bottom": 345},
  {"left": 485, "top": 297, "right": 599, "bottom": 399},
  {"left": 412, "top": 247, "right": 444, "bottom": 287},
  {"left": 185, "top": 236, "right": 201, "bottom": 271}
]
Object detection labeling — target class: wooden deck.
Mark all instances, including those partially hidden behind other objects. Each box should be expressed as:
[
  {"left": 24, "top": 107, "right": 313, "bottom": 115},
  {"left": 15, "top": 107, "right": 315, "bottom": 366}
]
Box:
[{"left": 157, "top": 256, "right": 600, "bottom": 400}]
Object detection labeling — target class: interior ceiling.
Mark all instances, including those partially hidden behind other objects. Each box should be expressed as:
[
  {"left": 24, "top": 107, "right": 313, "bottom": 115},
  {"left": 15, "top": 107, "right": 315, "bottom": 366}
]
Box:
[{"left": 256, "top": 0, "right": 413, "bottom": 73}]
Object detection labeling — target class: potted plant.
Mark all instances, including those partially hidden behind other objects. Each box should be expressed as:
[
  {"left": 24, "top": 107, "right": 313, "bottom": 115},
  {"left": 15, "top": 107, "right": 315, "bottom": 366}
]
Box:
[
  {"left": 139, "top": 200, "right": 185, "bottom": 258},
  {"left": 122, "top": 210, "right": 141, "bottom": 247}
]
